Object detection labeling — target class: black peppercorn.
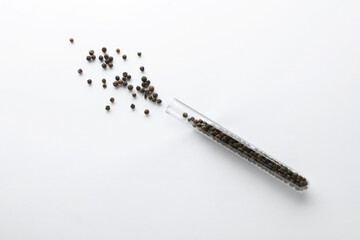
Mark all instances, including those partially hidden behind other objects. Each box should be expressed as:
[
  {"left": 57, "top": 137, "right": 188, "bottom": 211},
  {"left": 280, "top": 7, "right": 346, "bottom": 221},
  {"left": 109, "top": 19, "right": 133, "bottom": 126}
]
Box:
[
  {"left": 78, "top": 69, "right": 83, "bottom": 74},
  {"left": 87, "top": 79, "right": 92, "bottom": 84},
  {"left": 156, "top": 99, "right": 162, "bottom": 104},
  {"left": 140, "top": 66, "right": 144, "bottom": 72},
  {"left": 108, "top": 62, "right": 113, "bottom": 68},
  {"left": 148, "top": 95, "right": 153, "bottom": 100},
  {"left": 102, "top": 83, "right": 107, "bottom": 88},
  {"left": 137, "top": 52, "right": 141, "bottom": 57},
  {"left": 86, "top": 56, "right": 91, "bottom": 61},
  {"left": 69, "top": 38, "right": 74, "bottom": 43},
  {"left": 141, "top": 76, "right": 147, "bottom": 82},
  {"left": 140, "top": 88, "right": 145, "bottom": 93},
  {"left": 122, "top": 81, "right": 127, "bottom": 87},
  {"left": 116, "top": 48, "right": 120, "bottom": 53},
  {"left": 151, "top": 98, "right": 156, "bottom": 102},
  {"left": 122, "top": 72, "right": 128, "bottom": 77},
  {"left": 115, "top": 75, "right": 120, "bottom": 80},
  {"left": 109, "top": 56, "right": 113, "bottom": 62},
  {"left": 110, "top": 97, "right": 114, "bottom": 103},
  {"left": 130, "top": 104, "right": 135, "bottom": 109},
  {"left": 127, "top": 84, "right": 133, "bottom": 90},
  {"left": 104, "top": 54, "right": 109, "bottom": 60},
  {"left": 127, "top": 75, "right": 131, "bottom": 80},
  {"left": 102, "top": 63, "right": 107, "bottom": 69},
  {"left": 119, "top": 80, "right": 123, "bottom": 85},
  {"left": 89, "top": 50, "right": 94, "bottom": 55},
  {"left": 144, "top": 109, "right": 149, "bottom": 115},
  {"left": 146, "top": 80, "right": 151, "bottom": 85},
  {"left": 145, "top": 89, "right": 150, "bottom": 94},
  {"left": 132, "top": 93, "right": 136, "bottom": 98},
  {"left": 122, "top": 54, "right": 127, "bottom": 60},
  {"left": 149, "top": 86, "right": 154, "bottom": 92},
  {"left": 105, "top": 105, "right": 110, "bottom": 111},
  {"left": 122, "top": 76, "right": 127, "bottom": 81},
  {"left": 141, "top": 82, "right": 146, "bottom": 87},
  {"left": 182, "top": 112, "right": 188, "bottom": 118},
  {"left": 102, "top": 79, "right": 106, "bottom": 83},
  {"left": 144, "top": 94, "right": 147, "bottom": 99},
  {"left": 113, "top": 81, "right": 119, "bottom": 87},
  {"left": 91, "top": 55, "right": 96, "bottom": 60},
  {"left": 153, "top": 93, "right": 158, "bottom": 98},
  {"left": 99, "top": 55, "right": 103, "bottom": 61},
  {"left": 136, "top": 86, "right": 141, "bottom": 91},
  {"left": 102, "top": 47, "right": 107, "bottom": 53}
]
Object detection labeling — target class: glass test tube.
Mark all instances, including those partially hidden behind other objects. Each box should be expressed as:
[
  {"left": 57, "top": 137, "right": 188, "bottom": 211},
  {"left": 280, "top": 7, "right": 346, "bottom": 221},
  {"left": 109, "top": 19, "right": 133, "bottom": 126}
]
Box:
[{"left": 166, "top": 98, "right": 309, "bottom": 191}]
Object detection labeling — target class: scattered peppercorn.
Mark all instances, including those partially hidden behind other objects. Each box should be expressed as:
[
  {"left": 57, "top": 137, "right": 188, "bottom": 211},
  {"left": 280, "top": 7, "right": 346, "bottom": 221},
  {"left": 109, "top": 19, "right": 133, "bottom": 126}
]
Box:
[
  {"left": 140, "top": 88, "right": 145, "bottom": 93},
  {"left": 182, "top": 112, "right": 188, "bottom": 118},
  {"left": 115, "top": 75, "right": 120, "bottom": 80},
  {"left": 122, "top": 54, "right": 127, "bottom": 60},
  {"left": 87, "top": 79, "right": 92, "bottom": 84},
  {"left": 152, "top": 98, "right": 156, "bottom": 102},
  {"left": 116, "top": 48, "right": 120, "bottom": 53},
  {"left": 136, "top": 86, "right": 141, "bottom": 91},
  {"left": 102, "top": 47, "right": 107, "bottom": 53},
  {"left": 113, "top": 81, "right": 119, "bottom": 87},
  {"left": 108, "top": 62, "right": 113, "bottom": 68},
  {"left": 144, "top": 109, "right": 149, "bottom": 115},
  {"left": 104, "top": 54, "right": 109, "bottom": 60},
  {"left": 141, "top": 76, "right": 147, "bottom": 82},
  {"left": 69, "top": 38, "right": 74, "bottom": 43},
  {"left": 122, "top": 81, "right": 128, "bottom": 87},
  {"left": 102, "top": 63, "right": 107, "bottom": 69},
  {"left": 153, "top": 93, "right": 158, "bottom": 98},
  {"left": 144, "top": 94, "right": 147, "bottom": 99},
  {"left": 89, "top": 50, "right": 94, "bottom": 55},
  {"left": 78, "top": 69, "right": 83, "bottom": 74},
  {"left": 145, "top": 89, "right": 150, "bottom": 94},
  {"left": 91, "top": 55, "right": 96, "bottom": 60},
  {"left": 157, "top": 99, "right": 162, "bottom": 104},
  {"left": 122, "top": 76, "right": 127, "bottom": 81},
  {"left": 103, "top": 84, "right": 107, "bottom": 88},
  {"left": 105, "top": 105, "right": 110, "bottom": 111},
  {"left": 86, "top": 56, "right": 91, "bottom": 61},
  {"left": 127, "top": 84, "right": 133, "bottom": 90},
  {"left": 140, "top": 66, "right": 144, "bottom": 72},
  {"left": 149, "top": 86, "right": 154, "bottom": 92},
  {"left": 132, "top": 93, "right": 136, "bottom": 98},
  {"left": 110, "top": 97, "right": 114, "bottom": 103},
  {"left": 109, "top": 56, "right": 113, "bottom": 62},
  {"left": 122, "top": 72, "right": 128, "bottom": 77},
  {"left": 137, "top": 52, "right": 141, "bottom": 57},
  {"left": 99, "top": 55, "right": 103, "bottom": 61},
  {"left": 148, "top": 95, "right": 153, "bottom": 100},
  {"left": 130, "top": 104, "right": 135, "bottom": 109},
  {"left": 127, "top": 75, "right": 131, "bottom": 80},
  {"left": 102, "top": 79, "right": 106, "bottom": 83}
]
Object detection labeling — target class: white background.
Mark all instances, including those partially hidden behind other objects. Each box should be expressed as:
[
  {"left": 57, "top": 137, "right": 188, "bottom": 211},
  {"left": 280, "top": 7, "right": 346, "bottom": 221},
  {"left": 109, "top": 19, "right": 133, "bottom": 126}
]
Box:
[{"left": 0, "top": 0, "right": 359, "bottom": 239}]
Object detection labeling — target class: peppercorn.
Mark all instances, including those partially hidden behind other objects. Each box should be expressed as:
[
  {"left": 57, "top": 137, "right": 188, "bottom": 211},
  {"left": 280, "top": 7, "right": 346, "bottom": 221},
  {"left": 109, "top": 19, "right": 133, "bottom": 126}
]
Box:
[
  {"left": 141, "top": 82, "right": 146, "bottom": 87},
  {"left": 122, "top": 54, "right": 127, "bottom": 60},
  {"left": 122, "top": 72, "right": 128, "bottom": 77},
  {"left": 99, "top": 55, "right": 103, "bottom": 61},
  {"left": 104, "top": 54, "right": 109, "bottom": 60},
  {"left": 89, "top": 50, "right": 94, "bottom": 55},
  {"left": 140, "top": 88, "right": 145, "bottom": 93},
  {"left": 137, "top": 52, "right": 141, "bottom": 57},
  {"left": 140, "top": 66, "right": 144, "bottom": 72},
  {"left": 132, "top": 92, "right": 136, "bottom": 98},
  {"left": 115, "top": 75, "right": 120, "bottom": 80},
  {"left": 149, "top": 86, "right": 154, "bottom": 92},
  {"left": 182, "top": 112, "right": 188, "bottom": 118},
  {"left": 127, "top": 75, "right": 131, "bottom": 80},
  {"left": 130, "top": 104, "right": 135, "bottom": 109},
  {"left": 78, "top": 69, "right": 83, "bottom": 74},
  {"left": 86, "top": 56, "right": 91, "bottom": 61},
  {"left": 109, "top": 56, "right": 113, "bottom": 62},
  {"left": 113, "top": 81, "right": 119, "bottom": 87},
  {"left": 119, "top": 80, "right": 123, "bottom": 85},
  {"left": 102, "top": 47, "right": 107, "bottom": 53},
  {"left": 156, "top": 99, "right": 162, "bottom": 104},
  {"left": 148, "top": 95, "right": 153, "bottom": 100},
  {"left": 122, "top": 81, "right": 127, "bottom": 87},
  {"left": 69, "top": 38, "right": 74, "bottom": 43},
  {"left": 144, "top": 94, "right": 147, "bottom": 99},
  {"left": 146, "top": 80, "right": 151, "bottom": 85},
  {"left": 110, "top": 97, "right": 114, "bottom": 103},
  {"left": 151, "top": 98, "right": 156, "bottom": 102},
  {"left": 116, "top": 48, "right": 120, "bottom": 53},
  {"left": 102, "top": 79, "right": 106, "bottom": 83},
  {"left": 102, "top": 63, "right": 107, "bottom": 69},
  {"left": 91, "top": 55, "right": 96, "bottom": 60},
  {"left": 108, "top": 62, "right": 113, "bottom": 68},
  {"left": 102, "top": 83, "right": 107, "bottom": 88},
  {"left": 144, "top": 109, "right": 149, "bottom": 115},
  {"left": 127, "top": 85, "right": 133, "bottom": 90},
  {"left": 145, "top": 89, "right": 150, "bottom": 94},
  {"left": 141, "top": 76, "right": 147, "bottom": 82},
  {"left": 153, "top": 93, "right": 158, "bottom": 98},
  {"left": 87, "top": 79, "right": 92, "bottom": 84},
  {"left": 105, "top": 105, "right": 110, "bottom": 111},
  {"left": 122, "top": 76, "right": 127, "bottom": 81},
  {"left": 136, "top": 86, "right": 141, "bottom": 91}
]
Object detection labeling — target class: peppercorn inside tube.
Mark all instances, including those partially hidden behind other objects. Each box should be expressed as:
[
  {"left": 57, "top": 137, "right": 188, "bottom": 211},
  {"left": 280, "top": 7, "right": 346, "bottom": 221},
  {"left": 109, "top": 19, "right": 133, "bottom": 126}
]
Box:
[{"left": 166, "top": 98, "right": 309, "bottom": 191}]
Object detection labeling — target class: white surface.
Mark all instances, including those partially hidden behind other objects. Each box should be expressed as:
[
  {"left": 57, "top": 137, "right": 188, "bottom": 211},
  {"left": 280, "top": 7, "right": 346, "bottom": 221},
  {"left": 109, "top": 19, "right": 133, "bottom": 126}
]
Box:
[{"left": 0, "top": 0, "right": 359, "bottom": 239}]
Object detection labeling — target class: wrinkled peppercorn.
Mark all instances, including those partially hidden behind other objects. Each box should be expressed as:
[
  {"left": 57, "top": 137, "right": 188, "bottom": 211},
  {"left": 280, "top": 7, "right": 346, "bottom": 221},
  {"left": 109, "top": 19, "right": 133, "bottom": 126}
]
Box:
[
  {"left": 157, "top": 99, "right": 162, "bottom": 104},
  {"left": 122, "top": 72, "right": 128, "bottom": 77},
  {"left": 89, "top": 50, "right": 94, "bottom": 55},
  {"left": 108, "top": 62, "right": 113, "bottom": 68},
  {"left": 99, "top": 55, "right": 103, "bottom": 61},
  {"left": 144, "top": 109, "right": 149, "bottom": 115},
  {"left": 104, "top": 54, "right": 109, "bottom": 60},
  {"left": 87, "top": 79, "right": 92, "bottom": 84},
  {"left": 141, "top": 76, "right": 147, "bottom": 82},
  {"left": 137, "top": 52, "right": 141, "bottom": 57},
  {"left": 102, "top": 63, "right": 107, "bottom": 69},
  {"left": 69, "top": 38, "right": 74, "bottom": 43},
  {"left": 102, "top": 83, "right": 107, "bottom": 88},
  {"left": 132, "top": 93, "right": 136, "bottom": 98},
  {"left": 105, "top": 105, "right": 110, "bottom": 111},
  {"left": 91, "top": 55, "right": 96, "bottom": 60},
  {"left": 116, "top": 48, "right": 120, "bottom": 53},
  {"left": 140, "top": 88, "right": 145, "bottom": 93},
  {"left": 86, "top": 56, "right": 91, "bottom": 61},
  {"left": 102, "top": 47, "right": 107, "bottom": 53},
  {"left": 78, "top": 69, "right": 83, "bottom": 74},
  {"left": 102, "top": 79, "right": 106, "bottom": 83},
  {"left": 149, "top": 86, "right": 154, "bottom": 92},
  {"left": 122, "top": 54, "right": 127, "bottom": 60},
  {"left": 110, "top": 97, "right": 114, "bottom": 103},
  {"left": 148, "top": 95, "right": 153, "bottom": 100},
  {"left": 127, "top": 75, "right": 131, "bottom": 80},
  {"left": 153, "top": 93, "right": 158, "bottom": 98},
  {"left": 115, "top": 75, "right": 120, "bottom": 80},
  {"left": 182, "top": 112, "right": 188, "bottom": 118},
  {"left": 127, "top": 85, "right": 133, "bottom": 90},
  {"left": 136, "top": 86, "right": 141, "bottom": 91},
  {"left": 130, "top": 104, "right": 135, "bottom": 109},
  {"left": 140, "top": 66, "right": 144, "bottom": 72},
  {"left": 113, "top": 81, "right": 119, "bottom": 87}
]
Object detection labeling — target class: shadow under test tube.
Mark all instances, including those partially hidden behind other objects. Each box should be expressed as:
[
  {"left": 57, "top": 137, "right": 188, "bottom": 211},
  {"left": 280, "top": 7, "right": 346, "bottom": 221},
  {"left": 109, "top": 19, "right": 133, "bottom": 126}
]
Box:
[{"left": 166, "top": 98, "right": 309, "bottom": 191}]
